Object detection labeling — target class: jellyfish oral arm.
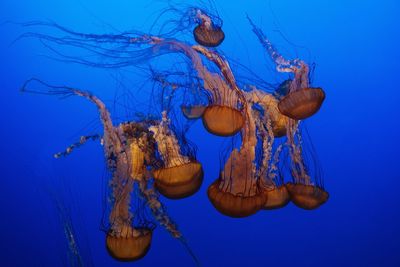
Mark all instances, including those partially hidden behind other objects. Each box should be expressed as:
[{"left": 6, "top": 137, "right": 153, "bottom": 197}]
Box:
[
  {"left": 149, "top": 111, "right": 190, "bottom": 168},
  {"left": 196, "top": 9, "right": 212, "bottom": 28}
]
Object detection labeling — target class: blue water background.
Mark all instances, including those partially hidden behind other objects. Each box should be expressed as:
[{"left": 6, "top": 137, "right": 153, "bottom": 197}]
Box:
[{"left": 0, "top": 0, "right": 399, "bottom": 266}]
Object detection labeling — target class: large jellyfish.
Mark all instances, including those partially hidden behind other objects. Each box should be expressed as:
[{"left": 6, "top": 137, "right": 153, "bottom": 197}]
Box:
[{"left": 248, "top": 17, "right": 325, "bottom": 120}]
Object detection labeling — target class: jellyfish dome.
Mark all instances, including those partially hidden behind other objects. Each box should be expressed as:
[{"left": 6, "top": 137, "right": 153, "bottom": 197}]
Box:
[
  {"left": 278, "top": 87, "right": 325, "bottom": 120},
  {"left": 286, "top": 183, "right": 328, "bottom": 210},
  {"left": 106, "top": 227, "right": 153, "bottom": 262},
  {"left": 202, "top": 105, "right": 245, "bottom": 136}
]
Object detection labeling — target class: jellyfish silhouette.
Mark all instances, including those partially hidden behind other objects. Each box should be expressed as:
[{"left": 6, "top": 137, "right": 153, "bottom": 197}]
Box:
[{"left": 248, "top": 17, "right": 325, "bottom": 120}]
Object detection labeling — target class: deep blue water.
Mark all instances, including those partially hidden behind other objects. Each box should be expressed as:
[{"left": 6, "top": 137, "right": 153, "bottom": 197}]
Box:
[{"left": 0, "top": 0, "right": 399, "bottom": 266}]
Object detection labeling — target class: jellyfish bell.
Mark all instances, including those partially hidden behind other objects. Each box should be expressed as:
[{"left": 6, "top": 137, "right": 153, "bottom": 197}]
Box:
[
  {"left": 193, "top": 24, "right": 225, "bottom": 47},
  {"left": 286, "top": 183, "right": 329, "bottom": 210},
  {"left": 278, "top": 87, "right": 325, "bottom": 120},
  {"left": 153, "top": 161, "right": 204, "bottom": 199},
  {"left": 106, "top": 227, "right": 153, "bottom": 262},
  {"left": 181, "top": 104, "right": 207, "bottom": 119},
  {"left": 202, "top": 105, "right": 245, "bottom": 136},
  {"left": 263, "top": 185, "right": 290, "bottom": 210},
  {"left": 208, "top": 179, "right": 266, "bottom": 218}
]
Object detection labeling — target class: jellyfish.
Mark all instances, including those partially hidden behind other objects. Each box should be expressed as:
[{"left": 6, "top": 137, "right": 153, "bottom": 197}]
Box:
[
  {"left": 19, "top": 79, "right": 199, "bottom": 262},
  {"left": 248, "top": 17, "right": 325, "bottom": 120},
  {"left": 149, "top": 111, "right": 204, "bottom": 199},
  {"left": 285, "top": 120, "right": 329, "bottom": 210},
  {"left": 149, "top": 2, "right": 225, "bottom": 47},
  {"left": 207, "top": 104, "right": 266, "bottom": 217},
  {"left": 192, "top": 8, "right": 225, "bottom": 47}
]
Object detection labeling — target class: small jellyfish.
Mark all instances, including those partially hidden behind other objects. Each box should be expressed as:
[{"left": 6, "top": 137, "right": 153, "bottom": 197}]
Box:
[
  {"left": 193, "top": 9, "right": 225, "bottom": 47},
  {"left": 207, "top": 104, "right": 266, "bottom": 217},
  {"left": 149, "top": 111, "right": 204, "bottom": 199},
  {"left": 248, "top": 17, "right": 325, "bottom": 120},
  {"left": 285, "top": 120, "right": 329, "bottom": 209}
]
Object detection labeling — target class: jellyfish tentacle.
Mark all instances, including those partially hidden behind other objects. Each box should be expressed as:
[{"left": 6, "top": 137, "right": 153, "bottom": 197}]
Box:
[
  {"left": 54, "top": 134, "right": 101, "bottom": 158},
  {"left": 247, "top": 16, "right": 296, "bottom": 71}
]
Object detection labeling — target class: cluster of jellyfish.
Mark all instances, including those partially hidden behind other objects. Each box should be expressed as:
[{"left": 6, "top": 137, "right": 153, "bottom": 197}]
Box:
[{"left": 19, "top": 2, "right": 328, "bottom": 263}]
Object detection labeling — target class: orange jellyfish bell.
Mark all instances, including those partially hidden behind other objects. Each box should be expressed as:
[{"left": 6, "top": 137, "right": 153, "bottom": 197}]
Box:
[
  {"left": 153, "top": 161, "right": 204, "bottom": 199},
  {"left": 181, "top": 105, "right": 207, "bottom": 119},
  {"left": 202, "top": 105, "right": 245, "bottom": 136},
  {"left": 207, "top": 179, "right": 266, "bottom": 218},
  {"left": 286, "top": 183, "right": 329, "bottom": 210},
  {"left": 106, "top": 227, "right": 153, "bottom": 262},
  {"left": 278, "top": 87, "right": 325, "bottom": 120},
  {"left": 193, "top": 24, "right": 225, "bottom": 47},
  {"left": 263, "top": 185, "right": 291, "bottom": 210}
]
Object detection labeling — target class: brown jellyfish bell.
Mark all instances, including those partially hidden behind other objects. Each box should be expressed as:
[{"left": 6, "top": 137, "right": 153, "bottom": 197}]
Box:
[
  {"left": 207, "top": 105, "right": 266, "bottom": 217},
  {"left": 106, "top": 227, "right": 152, "bottom": 262},
  {"left": 150, "top": 111, "right": 203, "bottom": 199},
  {"left": 286, "top": 183, "right": 328, "bottom": 210},
  {"left": 278, "top": 86, "right": 325, "bottom": 120},
  {"left": 193, "top": 9, "right": 225, "bottom": 47},
  {"left": 202, "top": 104, "right": 244, "bottom": 136}
]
